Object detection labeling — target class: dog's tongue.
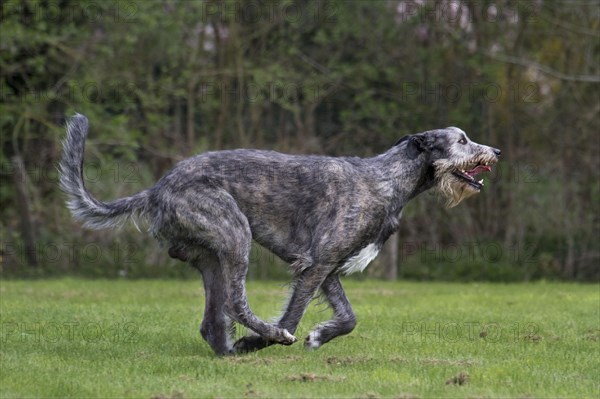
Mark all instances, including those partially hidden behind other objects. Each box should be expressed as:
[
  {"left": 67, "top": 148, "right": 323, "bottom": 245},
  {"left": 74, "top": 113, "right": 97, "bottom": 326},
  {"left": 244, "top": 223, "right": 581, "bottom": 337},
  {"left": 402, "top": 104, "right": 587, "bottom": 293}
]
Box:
[{"left": 466, "top": 165, "right": 491, "bottom": 177}]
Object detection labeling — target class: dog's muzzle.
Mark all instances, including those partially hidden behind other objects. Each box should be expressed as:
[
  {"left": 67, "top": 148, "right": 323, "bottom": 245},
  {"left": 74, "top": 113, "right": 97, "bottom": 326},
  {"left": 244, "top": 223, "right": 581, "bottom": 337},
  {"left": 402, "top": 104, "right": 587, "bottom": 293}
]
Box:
[
  {"left": 451, "top": 148, "right": 500, "bottom": 191},
  {"left": 452, "top": 163, "right": 492, "bottom": 190}
]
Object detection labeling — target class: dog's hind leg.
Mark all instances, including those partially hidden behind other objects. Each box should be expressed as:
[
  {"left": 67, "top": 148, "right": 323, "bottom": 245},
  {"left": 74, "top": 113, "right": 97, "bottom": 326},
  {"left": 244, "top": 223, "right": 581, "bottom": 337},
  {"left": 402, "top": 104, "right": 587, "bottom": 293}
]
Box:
[
  {"left": 304, "top": 273, "right": 356, "bottom": 349},
  {"left": 208, "top": 199, "right": 296, "bottom": 347},
  {"left": 192, "top": 253, "right": 234, "bottom": 356},
  {"left": 172, "top": 186, "right": 296, "bottom": 351}
]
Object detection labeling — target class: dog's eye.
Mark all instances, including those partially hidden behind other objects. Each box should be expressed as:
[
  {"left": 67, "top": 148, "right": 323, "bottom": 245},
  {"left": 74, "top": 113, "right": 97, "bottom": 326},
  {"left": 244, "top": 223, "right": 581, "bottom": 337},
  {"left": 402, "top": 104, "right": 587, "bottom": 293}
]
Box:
[{"left": 458, "top": 138, "right": 467, "bottom": 145}]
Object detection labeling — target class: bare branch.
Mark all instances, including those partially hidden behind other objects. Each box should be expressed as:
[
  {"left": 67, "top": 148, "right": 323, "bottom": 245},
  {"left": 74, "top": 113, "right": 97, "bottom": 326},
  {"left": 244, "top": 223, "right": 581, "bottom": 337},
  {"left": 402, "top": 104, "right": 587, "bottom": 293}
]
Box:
[
  {"left": 296, "top": 51, "right": 332, "bottom": 75},
  {"left": 486, "top": 52, "right": 600, "bottom": 83}
]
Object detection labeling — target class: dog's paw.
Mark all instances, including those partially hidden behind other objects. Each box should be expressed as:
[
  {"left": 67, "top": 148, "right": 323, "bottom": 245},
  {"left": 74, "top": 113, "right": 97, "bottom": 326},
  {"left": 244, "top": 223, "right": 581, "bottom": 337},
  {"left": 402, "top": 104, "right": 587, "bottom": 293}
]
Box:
[
  {"left": 233, "top": 335, "right": 269, "bottom": 354},
  {"left": 215, "top": 347, "right": 236, "bottom": 357},
  {"left": 304, "top": 331, "right": 321, "bottom": 350},
  {"left": 279, "top": 329, "right": 297, "bottom": 345}
]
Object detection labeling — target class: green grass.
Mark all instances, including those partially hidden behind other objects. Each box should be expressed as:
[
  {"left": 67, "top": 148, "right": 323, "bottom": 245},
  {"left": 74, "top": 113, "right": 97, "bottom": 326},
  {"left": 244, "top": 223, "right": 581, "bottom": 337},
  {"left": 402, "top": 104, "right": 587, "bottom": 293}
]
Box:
[{"left": 0, "top": 279, "right": 598, "bottom": 398}]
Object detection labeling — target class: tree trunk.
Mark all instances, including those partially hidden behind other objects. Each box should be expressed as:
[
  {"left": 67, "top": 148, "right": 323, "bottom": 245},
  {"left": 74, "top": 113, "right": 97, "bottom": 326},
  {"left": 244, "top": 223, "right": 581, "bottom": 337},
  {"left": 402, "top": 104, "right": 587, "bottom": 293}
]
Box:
[
  {"left": 383, "top": 232, "right": 399, "bottom": 280},
  {"left": 12, "top": 156, "right": 38, "bottom": 267},
  {"left": 186, "top": 80, "right": 197, "bottom": 154}
]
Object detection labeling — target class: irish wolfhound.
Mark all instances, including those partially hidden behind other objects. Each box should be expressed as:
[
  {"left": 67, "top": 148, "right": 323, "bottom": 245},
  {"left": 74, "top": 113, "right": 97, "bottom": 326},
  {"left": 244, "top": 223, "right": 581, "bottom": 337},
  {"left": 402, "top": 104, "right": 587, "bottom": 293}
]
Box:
[{"left": 60, "top": 114, "right": 500, "bottom": 355}]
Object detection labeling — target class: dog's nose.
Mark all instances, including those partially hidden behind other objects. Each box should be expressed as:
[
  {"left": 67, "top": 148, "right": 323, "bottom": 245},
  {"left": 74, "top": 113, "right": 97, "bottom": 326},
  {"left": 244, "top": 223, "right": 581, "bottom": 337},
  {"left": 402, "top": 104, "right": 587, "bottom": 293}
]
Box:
[{"left": 493, "top": 148, "right": 501, "bottom": 157}]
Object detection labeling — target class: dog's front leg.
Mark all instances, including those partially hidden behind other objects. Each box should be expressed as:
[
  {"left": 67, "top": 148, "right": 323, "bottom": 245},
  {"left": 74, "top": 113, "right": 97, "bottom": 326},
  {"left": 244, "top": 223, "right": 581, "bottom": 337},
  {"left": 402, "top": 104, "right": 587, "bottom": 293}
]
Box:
[
  {"left": 234, "top": 264, "right": 333, "bottom": 353},
  {"left": 304, "top": 273, "right": 356, "bottom": 349}
]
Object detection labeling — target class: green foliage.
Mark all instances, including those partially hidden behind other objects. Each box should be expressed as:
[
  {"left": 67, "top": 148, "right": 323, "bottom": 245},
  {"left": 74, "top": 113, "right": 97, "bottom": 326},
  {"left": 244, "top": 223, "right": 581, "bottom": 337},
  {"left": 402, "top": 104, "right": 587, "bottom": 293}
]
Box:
[
  {"left": 1, "top": 279, "right": 598, "bottom": 397},
  {"left": 1, "top": 1, "right": 598, "bottom": 280}
]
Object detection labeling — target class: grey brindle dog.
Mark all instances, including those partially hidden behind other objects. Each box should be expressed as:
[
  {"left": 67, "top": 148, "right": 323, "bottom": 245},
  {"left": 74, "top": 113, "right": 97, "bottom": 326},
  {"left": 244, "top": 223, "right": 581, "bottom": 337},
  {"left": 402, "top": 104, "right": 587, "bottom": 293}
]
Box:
[{"left": 60, "top": 114, "right": 500, "bottom": 356}]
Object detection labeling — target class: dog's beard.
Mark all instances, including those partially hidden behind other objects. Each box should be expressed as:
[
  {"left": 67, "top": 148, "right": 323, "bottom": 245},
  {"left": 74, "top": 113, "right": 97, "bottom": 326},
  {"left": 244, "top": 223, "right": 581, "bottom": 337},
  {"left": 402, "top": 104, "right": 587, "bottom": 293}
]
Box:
[
  {"left": 433, "top": 153, "right": 497, "bottom": 208},
  {"left": 436, "top": 173, "right": 480, "bottom": 208}
]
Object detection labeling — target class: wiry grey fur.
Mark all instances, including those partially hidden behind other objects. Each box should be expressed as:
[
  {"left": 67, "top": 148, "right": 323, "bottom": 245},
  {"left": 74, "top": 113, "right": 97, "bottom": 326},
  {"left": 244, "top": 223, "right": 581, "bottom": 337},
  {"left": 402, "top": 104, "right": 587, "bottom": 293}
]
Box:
[
  {"left": 59, "top": 115, "right": 149, "bottom": 229},
  {"left": 60, "top": 114, "right": 500, "bottom": 356}
]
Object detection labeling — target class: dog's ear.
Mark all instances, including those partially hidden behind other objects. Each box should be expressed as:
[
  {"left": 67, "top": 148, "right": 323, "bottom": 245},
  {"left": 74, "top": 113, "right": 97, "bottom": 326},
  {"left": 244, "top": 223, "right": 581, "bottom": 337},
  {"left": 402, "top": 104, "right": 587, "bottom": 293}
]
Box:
[
  {"left": 394, "top": 135, "right": 410, "bottom": 147},
  {"left": 395, "top": 134, "right": 430, "bottom": 158},
  {"left": 406, "top": 135, "right": 429, "bottom": 159}
]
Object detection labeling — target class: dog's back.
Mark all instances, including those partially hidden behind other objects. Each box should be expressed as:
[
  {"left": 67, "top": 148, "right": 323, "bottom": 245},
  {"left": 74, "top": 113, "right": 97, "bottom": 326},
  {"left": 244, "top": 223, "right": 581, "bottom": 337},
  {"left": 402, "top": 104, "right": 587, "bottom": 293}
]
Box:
[{"left": 147, "top": 149, "right": 389, "bottom": 264}]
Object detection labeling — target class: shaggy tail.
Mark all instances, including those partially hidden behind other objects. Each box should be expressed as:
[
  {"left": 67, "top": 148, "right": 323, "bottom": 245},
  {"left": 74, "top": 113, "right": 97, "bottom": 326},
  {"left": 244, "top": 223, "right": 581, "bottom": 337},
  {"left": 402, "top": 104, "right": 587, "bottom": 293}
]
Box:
[{"left": 59, "top": 114, "right": 149, "bottom": 229}]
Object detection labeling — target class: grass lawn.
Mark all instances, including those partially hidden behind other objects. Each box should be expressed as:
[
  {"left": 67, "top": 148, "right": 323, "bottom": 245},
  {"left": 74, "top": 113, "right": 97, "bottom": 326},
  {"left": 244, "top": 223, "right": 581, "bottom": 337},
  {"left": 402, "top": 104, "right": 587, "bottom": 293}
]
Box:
[{"left": 0, "top": 278, "right": 598, "bottom": 398}]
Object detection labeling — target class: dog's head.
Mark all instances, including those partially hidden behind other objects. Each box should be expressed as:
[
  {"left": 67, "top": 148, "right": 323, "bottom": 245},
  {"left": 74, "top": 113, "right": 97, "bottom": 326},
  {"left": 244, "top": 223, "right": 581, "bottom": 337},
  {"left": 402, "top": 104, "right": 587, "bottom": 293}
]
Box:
[{"left": 397, "top": 127, "right": 500, "bottom": 207}]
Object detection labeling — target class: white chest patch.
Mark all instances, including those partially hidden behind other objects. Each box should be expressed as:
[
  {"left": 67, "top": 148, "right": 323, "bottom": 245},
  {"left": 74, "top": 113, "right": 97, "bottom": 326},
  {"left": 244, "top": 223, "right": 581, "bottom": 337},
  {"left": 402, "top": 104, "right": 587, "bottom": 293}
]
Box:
[{"left": 340, "top": 243, "right": 380, "bottom": 275}]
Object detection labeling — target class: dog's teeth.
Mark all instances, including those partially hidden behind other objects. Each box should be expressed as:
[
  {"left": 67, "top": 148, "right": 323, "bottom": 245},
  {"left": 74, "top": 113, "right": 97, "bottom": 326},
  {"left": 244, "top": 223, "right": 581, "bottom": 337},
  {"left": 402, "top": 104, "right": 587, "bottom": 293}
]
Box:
[{"left": 478, "top": 179, "right": 484, "bottom": 185}]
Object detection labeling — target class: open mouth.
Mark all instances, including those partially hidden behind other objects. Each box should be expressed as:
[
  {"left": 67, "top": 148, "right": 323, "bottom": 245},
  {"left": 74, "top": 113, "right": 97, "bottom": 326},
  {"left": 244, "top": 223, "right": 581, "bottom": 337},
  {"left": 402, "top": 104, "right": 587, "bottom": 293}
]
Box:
[{"left": 452, "top": 163, "right": 493, "bottom": 190}]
